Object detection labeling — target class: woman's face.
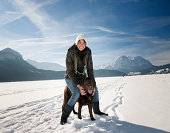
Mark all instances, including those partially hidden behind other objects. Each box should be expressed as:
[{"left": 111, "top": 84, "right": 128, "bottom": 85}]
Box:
[{"left": 77, "top": 39, "right": 86, "bottom": 51}]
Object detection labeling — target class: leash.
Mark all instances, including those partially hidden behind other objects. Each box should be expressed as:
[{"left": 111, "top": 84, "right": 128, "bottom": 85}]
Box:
[{"left": 85, "top": 94, "right": 92, "bottom": 102}]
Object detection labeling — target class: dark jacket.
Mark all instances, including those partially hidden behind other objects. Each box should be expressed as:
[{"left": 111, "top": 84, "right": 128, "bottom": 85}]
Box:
[{"left": 64, "top": 44, "right": 96, "bottom": 86}]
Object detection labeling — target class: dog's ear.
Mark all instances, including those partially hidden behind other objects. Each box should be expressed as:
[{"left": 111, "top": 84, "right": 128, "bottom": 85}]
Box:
[
  {"left": 84, "top": 78, "right": 94, "bottom": 86},
  {"left": 83, "top": 78, "right": 88, "bottom": 83},
  {"left": 81, "top": 78, "right": 86, "bottom": 86}
]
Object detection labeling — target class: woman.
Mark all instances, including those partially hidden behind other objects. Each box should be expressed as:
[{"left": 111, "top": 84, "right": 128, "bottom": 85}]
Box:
[{"left": 60, "top": 34, "right": 107, "bottom": 125}]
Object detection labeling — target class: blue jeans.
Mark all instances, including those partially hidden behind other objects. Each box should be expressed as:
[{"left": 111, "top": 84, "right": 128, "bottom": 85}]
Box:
[{"left": 65, "top": 78, "right": 99, "bottom": 107}]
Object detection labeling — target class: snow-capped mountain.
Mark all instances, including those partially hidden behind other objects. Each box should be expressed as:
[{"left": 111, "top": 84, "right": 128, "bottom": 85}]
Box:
[
  {"left": 27, "top": 59, "right": 66, "bottom": 71},
  {"left": 0, "top": 48, "right": 127, "bottom": 82},
  {"left": 0, "top": 48, "right": 23, "bottom": 62},
  {"left": 94, "top": 63, "right": 114, "bottom": 70},
  {"left": 0, "top": 48, "right": 36, "bottom": 70},
  {"left": 95, "top": 56, "right": 153, "bottom": 73},
  {"left": 114, "top": 56, "right": 153, "bottom": 73},
  {"left": 0, "top": 48, "right": 64, "bottom": 82}
]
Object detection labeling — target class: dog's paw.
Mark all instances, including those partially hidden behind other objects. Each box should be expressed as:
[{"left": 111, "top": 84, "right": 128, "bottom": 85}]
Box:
[
  {"left": 73, "top": 111, "right": 78, "bottom": 114},
  {"left": 78, "top": 116, "right": 82, "bottom": 119},
  {"left": 91, "top": 118, "right": 95, "bottom": 121}
]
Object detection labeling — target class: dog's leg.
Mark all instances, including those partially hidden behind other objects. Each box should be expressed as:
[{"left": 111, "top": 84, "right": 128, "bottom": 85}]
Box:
[
  {"left": 88, "top": 104, "right": 95, "bottom": 121},
  {"left": 62, "top": 93, "right": 67, "bottom": 112},
  {"left": 78, "top": 103, "right": 83, "bottom": 119},
  {"left": 73, "top": 105, "right": 78, "bottom": 114},
  {"left": 62, "top": 86, "right": 71, "bottom": 112}
]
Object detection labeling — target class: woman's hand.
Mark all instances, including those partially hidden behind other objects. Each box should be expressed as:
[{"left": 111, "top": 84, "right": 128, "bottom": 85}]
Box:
[
  {"left": 77, "top": 85, "right": 86, "bottom": 95},
  {"left": 92, "top": 87, "right": 95, "bottom": 96}
]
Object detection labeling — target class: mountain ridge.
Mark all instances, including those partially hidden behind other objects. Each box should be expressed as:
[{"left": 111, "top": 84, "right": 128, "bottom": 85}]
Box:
[
  {"left": 95, "top": 55, "right": 154, "bottom": 73},
  {"left": 114, "top": 55, "right": 153, "bottom": 73},
  {"left": 27, "top": 59, "right": 66, "bottom": 71},
  {"left": 0, "top": 48, "right": 65, "bottom": 82},
  {"left": 0, "top": 48, "right": 126, "bottom": 82}
]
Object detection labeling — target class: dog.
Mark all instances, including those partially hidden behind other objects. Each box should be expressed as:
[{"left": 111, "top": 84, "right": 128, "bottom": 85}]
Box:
[{"left": 62, "top": 78, "right": 95, "bottom": 121}]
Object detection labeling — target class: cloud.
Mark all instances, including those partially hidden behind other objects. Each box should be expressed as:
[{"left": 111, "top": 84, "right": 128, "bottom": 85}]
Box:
[
  {"left": 0, "top": 11, "right": 23, "bottom": 26},
  {"left": 0, "top": 0, "right": 87, "bottom": 64},
  {"left": 10, "top": 0, "right": 62, "bottom": 38},
  {"left": 92, "top": 44, "right": 142, "bottom": 66},
  {"left": 146, "top": 50, "right": 170, "bottom": 65},
  {"left": 7, "top": 37, "right": 73, "bottom": 49},
  {"left": 91, "top": 33, "right": 170, "bottom": 66},
  {"left": 63, "top": 31, "right": 98, "bottom": 38},
  {"left": 1, "top": 0, "right": 169, "bottom": 66},
  {"left": 9, "top": 0, "right": 97, "bottom": 43},
  {"left": 0, "top": 0, "right": 76, "bottom": 54},
  {"left": 95, "top": 26, "right": 126, "bottom": 35},
  {"left": 0, "top": 0, "right": 59, "bottom": 27}
]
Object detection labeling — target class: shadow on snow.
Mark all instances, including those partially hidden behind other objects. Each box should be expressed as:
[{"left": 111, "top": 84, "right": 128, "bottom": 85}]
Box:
[{"left": 115, "top": 120, "right": 169, "bottom": 133}]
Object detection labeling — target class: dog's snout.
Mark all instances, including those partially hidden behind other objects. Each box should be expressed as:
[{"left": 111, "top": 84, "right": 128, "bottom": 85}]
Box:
[
  {"left": 87, "top": 86, "right": 94, "bottom": 94},
  {"left": 88, "top": 89, "right": 93, "bottom": 94}
]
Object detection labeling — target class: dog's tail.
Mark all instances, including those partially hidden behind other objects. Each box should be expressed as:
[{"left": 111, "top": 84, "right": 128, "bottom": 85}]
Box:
[
  {"left": 62, "top": 86, "right": 72, "bottom": 112},
  {"left": 64, "top": 86, "right": 72, "bottom": 97}
]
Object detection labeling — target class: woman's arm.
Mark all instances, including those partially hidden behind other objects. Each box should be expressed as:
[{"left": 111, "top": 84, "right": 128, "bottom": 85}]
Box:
[
  {"left": 87, "top": 50, "right": 96, "bottom": 87},
  {"left": 66, "top": 51, "right": 79, "bottom": 86}
]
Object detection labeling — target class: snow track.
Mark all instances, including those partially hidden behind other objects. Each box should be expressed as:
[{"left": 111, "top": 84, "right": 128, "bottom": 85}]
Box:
[
  {"left": 0, "top": 95, "right": 61, "bottom": 132},
  {"left": 0, "top": 77, "right": 125, "bottom": 133},
  {"left": 0, "top": 75, "right": 170, "bottom": 133}
]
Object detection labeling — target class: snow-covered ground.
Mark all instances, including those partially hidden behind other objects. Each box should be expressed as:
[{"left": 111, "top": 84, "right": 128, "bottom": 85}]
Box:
[{"left": 0, "top": 74, "right": 170, "bottom": 133}]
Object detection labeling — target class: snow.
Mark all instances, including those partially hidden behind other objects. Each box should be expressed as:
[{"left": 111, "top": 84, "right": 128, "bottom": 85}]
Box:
[
  {"left": 116, "top": 74, "right": 170, "bottom": 132},
  {"left": 0, "top": 74, "right": 170, "bottom": 133}
]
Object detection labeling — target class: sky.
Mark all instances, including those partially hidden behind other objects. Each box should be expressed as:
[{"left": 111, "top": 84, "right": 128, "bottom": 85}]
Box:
[{"left": 0, "top": 0, "right": 170, "bottom": 67}]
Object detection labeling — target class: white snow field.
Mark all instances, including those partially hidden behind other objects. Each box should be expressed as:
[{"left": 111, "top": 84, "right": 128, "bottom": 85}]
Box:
[{"left": 0, "top": 74, "right": 170, "bottom": 133}]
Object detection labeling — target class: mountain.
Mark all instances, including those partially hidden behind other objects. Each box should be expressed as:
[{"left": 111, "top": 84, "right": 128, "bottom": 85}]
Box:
[
  {"left": 27, "top": 59, "right": 65, "bottom": 71},
  {"left": 0, "top": 48, "right": 126, "bottom": 82},
  {"left": 114, "top": 56, "right": 153, "bottom": 73},
  {"left": 0, "top": 48, "right": 36, "bottom": 70},
  {"left": 0, "top": 48, "right": 65, "bottom": 82},
  {"left": 95, "top": 56, "right": 153, "bottom": 73},
  {"left": 0, "top": 48, "right": 23, "bottom": 61},
  {"left": 140, "top": 63, "right": 170, "bottom": 74},
  {"left": 95, "top": 63, "right": 114, "bottom": 70}
]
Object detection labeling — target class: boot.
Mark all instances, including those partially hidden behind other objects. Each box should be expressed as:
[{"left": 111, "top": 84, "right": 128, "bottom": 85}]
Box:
[
  {"left": 93, "top": 102, "right": 108, "bottom": 116},
  {"left": 60, "top": 104, "right": 73, "bottom": 125}
]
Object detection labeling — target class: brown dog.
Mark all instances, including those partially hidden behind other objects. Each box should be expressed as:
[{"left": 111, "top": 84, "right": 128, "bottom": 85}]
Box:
[{"left": 62, "top": 78, "right": 95, "bottom": 120}]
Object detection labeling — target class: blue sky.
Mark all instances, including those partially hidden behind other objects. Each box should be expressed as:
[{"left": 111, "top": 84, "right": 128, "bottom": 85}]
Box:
[{"left": 0, "top": 0, "right": 170, "bottom": 67}]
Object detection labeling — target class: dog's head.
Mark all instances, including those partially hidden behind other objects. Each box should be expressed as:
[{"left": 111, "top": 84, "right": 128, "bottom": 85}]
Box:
[{"left": 81, "top": 78, "right": 95, "bottom": 95}]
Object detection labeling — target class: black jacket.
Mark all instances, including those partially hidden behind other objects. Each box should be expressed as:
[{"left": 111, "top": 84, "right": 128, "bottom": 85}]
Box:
[{"left": 64, "top": 44, "right": 96, "bottom": 86}]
